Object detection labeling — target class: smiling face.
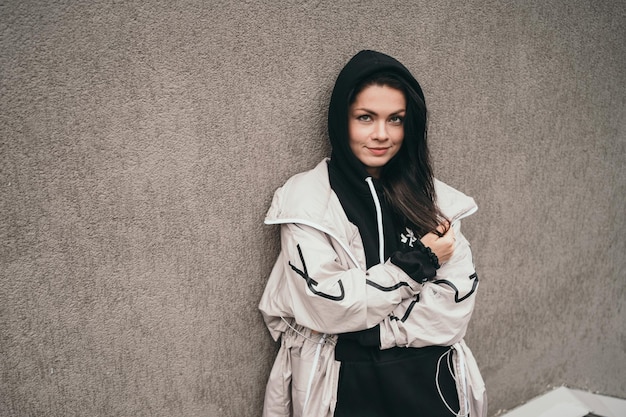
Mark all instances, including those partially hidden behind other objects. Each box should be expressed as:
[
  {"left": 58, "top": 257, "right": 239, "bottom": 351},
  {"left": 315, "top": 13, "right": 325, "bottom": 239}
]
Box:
[{"left": 348, "top": 84, "right": 406, "bottom": 178}]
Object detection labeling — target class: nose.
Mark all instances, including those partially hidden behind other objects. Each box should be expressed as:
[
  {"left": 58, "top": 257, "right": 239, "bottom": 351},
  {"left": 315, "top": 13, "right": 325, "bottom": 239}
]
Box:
[{"left": 372, "top": 121, "right": 389, "bottom": 141}]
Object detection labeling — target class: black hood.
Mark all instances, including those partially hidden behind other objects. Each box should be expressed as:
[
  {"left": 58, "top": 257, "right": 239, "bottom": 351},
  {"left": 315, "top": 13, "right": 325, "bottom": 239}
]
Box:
[
  {"left": 327, "top": 50, "right": 427, "bottom": 270},
  {"left": 327, "top": 50, "right": 425, "bottom": 189}
]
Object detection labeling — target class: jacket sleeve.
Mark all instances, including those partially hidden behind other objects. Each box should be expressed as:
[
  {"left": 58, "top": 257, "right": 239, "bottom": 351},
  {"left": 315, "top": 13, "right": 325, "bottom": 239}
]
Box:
[
  {"left": 261, "top": 222, "right": 422, "bottom": 335},
  {"left": 379, "top": 222, "right": 480, "bottom": 349}
]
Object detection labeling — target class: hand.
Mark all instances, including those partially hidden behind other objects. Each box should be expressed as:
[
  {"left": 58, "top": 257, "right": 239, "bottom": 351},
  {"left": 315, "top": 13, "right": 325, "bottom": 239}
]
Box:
[{"left": 420, "top": 223, "right": 455, "bottom": 264}]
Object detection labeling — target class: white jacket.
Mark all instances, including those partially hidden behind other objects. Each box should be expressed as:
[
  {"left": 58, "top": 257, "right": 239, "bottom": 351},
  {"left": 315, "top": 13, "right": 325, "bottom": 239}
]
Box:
[{"left": 259, "top": 159, "right": 487, "bottom": 417}]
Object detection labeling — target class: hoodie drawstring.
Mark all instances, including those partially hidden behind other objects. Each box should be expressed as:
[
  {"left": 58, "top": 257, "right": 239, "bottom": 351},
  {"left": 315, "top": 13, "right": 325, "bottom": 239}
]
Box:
[
  {"left": 435, "top": 345, "right": 470, "bottom": 416},
  {"left": 365, "top": 177, "right": 385, "bottom": 264},
  {"left": 454, "top": 342, "right": 470, "bottom": 415}
]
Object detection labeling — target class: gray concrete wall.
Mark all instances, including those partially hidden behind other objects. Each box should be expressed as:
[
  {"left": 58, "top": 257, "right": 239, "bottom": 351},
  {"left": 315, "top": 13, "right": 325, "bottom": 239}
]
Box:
[{"left": 1, "top": 1, "right": 624, "bottom": 416}]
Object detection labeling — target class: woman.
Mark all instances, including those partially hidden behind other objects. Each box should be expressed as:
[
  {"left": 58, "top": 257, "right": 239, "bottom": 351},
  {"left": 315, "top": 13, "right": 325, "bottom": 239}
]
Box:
[{"left": 259, "top": 50, "right": 486, "bottom": 417}]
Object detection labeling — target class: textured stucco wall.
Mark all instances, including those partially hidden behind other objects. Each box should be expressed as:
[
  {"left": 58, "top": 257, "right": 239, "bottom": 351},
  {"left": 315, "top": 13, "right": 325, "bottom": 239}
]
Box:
[{"left": 1, "top": 1, "right": 624, "bottom": 416}]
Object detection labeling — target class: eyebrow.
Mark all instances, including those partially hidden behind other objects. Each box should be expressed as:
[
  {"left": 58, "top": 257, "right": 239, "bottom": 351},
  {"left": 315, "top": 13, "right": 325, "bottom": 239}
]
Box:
[{"left": 353, "top": 108, "right": 406, "bottom": 116}]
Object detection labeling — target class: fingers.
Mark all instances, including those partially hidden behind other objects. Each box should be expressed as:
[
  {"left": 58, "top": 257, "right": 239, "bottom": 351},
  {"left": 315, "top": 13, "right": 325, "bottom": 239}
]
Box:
[
  {"left": 419, "top": 225, "right": 456, "bottom": 265},
  {"left": 420, "top": 231, "right": 442, "bottom": 249},
  {"left": 435, "top": 220, "right": 452, "bottom": 237},
  {"left": 444, "top": 225, "right": 455, "bottom": 242}
]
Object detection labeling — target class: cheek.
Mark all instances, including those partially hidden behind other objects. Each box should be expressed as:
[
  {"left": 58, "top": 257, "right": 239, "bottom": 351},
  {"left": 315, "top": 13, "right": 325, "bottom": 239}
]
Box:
[
  {"left": 348, "top": 123, "right": 366, "bottom": 144},
  {"left": 393, "top": 127, "right": 405, "bottom": 143},
  {"left": 348, "top": 120, "right": 360, "bottom": 134},
  {"left": 348, "top": 138, "right": 362, "bottom": 158}
]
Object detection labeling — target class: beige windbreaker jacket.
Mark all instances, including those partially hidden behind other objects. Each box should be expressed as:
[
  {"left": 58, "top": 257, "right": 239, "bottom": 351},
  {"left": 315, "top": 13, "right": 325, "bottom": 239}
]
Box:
[{"left": 259, "top": 159, "right": 487, "bottom": 417}]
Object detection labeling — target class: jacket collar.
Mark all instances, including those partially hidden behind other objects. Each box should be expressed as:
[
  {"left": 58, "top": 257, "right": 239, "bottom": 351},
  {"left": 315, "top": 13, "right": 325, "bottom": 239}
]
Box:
[{"left": 265, "top": 158, "right": 478, "bottom": 243}]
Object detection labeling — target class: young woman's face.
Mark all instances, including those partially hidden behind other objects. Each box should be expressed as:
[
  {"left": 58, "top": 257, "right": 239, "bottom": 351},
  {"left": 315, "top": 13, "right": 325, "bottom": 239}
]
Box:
[{"left": 348, "top": 84, "right": 406, "bottom": 178}]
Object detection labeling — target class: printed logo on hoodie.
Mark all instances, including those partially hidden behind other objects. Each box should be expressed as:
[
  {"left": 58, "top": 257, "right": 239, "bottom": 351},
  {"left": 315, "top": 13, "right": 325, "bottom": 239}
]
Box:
[{"left": 400, "top": 227, "right": 418, "bottom": 248}]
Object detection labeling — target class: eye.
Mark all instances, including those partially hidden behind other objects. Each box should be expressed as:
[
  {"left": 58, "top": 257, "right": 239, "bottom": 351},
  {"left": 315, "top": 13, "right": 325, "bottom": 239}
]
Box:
[
  {"left": 389, "top": 115, "right": 404, "bottom": 125},
  {"left": 357, "top": 114, "right": 372, "bottom": 122}
]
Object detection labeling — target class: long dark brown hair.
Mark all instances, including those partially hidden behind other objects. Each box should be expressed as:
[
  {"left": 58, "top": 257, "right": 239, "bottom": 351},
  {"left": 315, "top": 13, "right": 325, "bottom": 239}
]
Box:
[{"left": 349, "top": 72, "right": 449, "bottom": 237}]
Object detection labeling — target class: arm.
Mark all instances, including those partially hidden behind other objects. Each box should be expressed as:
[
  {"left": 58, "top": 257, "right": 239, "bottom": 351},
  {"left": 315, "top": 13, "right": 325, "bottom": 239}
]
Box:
[
  {"left": 267, "top": 222, "right": 424, "bottom": 334},
  {"left": 379, "top": 222, "right": 480, "bottom": 348}
]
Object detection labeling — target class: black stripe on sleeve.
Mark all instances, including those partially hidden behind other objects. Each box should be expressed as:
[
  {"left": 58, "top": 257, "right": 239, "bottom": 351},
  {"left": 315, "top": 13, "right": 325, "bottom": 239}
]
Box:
[
  {"left": 365, "top": 279, "right": 410, "bottom": 292},
  {"left": 288, "top": 244, "right": 345, "bottom": 301},
  {"left": 432, "top": 272, "right": 479, "bottom": 303},
  {"left": 389, "top": 294, "right": 420, "bottom": 322}
]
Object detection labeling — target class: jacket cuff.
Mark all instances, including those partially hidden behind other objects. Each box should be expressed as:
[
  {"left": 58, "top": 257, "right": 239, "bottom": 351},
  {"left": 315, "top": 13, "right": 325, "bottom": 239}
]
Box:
[{"left": 390, "top": 243, "right": 439, "bottom": 283}]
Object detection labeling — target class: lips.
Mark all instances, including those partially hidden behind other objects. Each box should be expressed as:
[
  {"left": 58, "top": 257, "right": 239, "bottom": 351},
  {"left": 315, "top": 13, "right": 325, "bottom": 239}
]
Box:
[{"left": 368, "top": 147, "right": 390, "bottom": 156}]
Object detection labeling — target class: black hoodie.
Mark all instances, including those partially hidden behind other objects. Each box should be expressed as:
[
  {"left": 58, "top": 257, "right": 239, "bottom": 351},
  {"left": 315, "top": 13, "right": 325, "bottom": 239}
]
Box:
[
  {"left": 328, "top": 51, "right": 437, "bottom": 348},
  {"left": 327, "top": 50, "right": 460, "bottom": 417},
  {"left": 328, "top": 50, "right": 427, "bottom": 269}
]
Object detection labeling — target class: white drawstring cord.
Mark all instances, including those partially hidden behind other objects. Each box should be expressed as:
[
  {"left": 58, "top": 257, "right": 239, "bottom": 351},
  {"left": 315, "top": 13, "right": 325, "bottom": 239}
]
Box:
[
  {"left": 455, "top": 342, "right": 470, "bottom": 415},
  {"left": 303, "top": 333, "right": 326, "bottom": 414},
  {"left": 280, "top": 317, "right": 328, "bottom": 415},
  {"left": 280, "top": 316, "right": 323, "bottom": 344},
  {"left": 365, "top": 177, "right": 385, "bottom": 264},
  {"left": 435, "top": 347, "right": 469, "bottom": 416}
]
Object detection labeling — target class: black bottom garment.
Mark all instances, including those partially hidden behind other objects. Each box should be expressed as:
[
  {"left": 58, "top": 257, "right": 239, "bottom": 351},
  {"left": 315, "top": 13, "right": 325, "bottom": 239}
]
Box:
[{"left": 334, "top": 344, "right": 460, "bottom": 417}]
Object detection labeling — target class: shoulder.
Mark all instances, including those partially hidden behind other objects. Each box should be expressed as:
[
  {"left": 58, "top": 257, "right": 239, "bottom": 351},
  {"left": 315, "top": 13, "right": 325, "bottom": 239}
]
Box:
[
  {"left": 434, "top": 179, "right": 478, "bottom": 223},
  {"left": 281, "top": 159, "right": 331, "bottom": 195},
  {"left": 265, "top": 159, "right": 333, "bottom": 222}
]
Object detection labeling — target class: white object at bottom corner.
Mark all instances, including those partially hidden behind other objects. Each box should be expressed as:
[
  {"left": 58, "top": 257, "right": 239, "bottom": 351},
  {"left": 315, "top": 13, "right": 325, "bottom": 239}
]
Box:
[{"left": 499, "top": 386, "right": 626, "bottom": 417}]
